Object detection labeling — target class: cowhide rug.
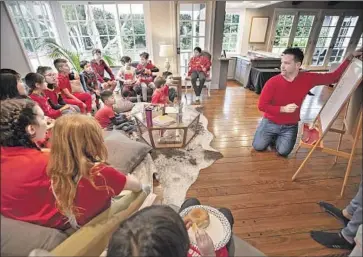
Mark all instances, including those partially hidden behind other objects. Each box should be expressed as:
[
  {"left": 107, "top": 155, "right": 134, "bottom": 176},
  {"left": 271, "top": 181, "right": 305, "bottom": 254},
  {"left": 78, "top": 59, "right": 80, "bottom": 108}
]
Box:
[{"left": 131, "top": 104, "right": 223, "bottom": 207}]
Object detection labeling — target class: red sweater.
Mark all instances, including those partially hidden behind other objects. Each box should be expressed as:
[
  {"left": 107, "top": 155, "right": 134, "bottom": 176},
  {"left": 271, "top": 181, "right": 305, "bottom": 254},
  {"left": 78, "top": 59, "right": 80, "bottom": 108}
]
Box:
[
  {"left": 29, "top": 93, "right": 62, "bottom": 119},
  {"left": 91, "top": 59, "right": 115, "bottom": 83},
  {"left": 1, "top": 146, "right": 127, "bottom": 230},
  {"left": 258, "top": 60, "right": 350, "bottom": 125}
]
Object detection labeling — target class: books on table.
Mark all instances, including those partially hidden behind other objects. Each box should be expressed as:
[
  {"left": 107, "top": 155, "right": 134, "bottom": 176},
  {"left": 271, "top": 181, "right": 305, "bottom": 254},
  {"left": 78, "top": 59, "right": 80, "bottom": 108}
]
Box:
[{"left": 153, "top": 115, "right": 176, "bottom": 126}]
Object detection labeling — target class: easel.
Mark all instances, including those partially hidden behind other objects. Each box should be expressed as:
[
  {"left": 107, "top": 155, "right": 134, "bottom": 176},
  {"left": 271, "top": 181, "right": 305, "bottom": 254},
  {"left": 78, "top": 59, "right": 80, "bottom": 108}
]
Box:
[{"left": 292, "top": 58, "right": 362, "bottom": 197}]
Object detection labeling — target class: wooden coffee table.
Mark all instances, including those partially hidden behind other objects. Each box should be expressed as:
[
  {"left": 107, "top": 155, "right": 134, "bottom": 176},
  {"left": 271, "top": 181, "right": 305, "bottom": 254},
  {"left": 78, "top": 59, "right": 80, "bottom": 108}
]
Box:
[{"left": 134, "top": 106, "right": 200, "bottom": 149}]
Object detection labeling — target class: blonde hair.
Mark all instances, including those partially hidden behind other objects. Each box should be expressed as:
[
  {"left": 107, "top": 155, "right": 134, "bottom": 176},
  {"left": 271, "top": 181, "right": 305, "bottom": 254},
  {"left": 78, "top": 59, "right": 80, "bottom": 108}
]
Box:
[{"left": 47, "top": 114, "right": 110, "bottom": 219}]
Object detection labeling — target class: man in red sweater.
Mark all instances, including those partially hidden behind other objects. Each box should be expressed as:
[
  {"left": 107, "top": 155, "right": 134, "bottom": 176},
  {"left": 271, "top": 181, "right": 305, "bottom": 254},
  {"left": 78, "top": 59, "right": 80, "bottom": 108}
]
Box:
[
  {"left": 54, "top": 59, "right": 92, "bottom": 114},
  {"left": 252, "top": 47, "right": 362, "bottom": 157}
]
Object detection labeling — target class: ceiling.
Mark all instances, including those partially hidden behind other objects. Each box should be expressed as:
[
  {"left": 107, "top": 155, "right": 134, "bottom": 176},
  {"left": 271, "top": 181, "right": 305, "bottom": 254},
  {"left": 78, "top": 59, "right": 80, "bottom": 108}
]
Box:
[{"left": 226, "top": 1, "right": 282, "bottom": 9}]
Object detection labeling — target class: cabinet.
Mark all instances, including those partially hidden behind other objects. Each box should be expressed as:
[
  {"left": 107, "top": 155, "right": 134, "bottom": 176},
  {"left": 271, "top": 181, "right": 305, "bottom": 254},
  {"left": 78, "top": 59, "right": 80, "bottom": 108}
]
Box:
[
  {"left": 234, "top": 57, "right": 251, "bottom": 86},
  {"left": 227, "top": 58, "right": 236, "bottom": 79}
]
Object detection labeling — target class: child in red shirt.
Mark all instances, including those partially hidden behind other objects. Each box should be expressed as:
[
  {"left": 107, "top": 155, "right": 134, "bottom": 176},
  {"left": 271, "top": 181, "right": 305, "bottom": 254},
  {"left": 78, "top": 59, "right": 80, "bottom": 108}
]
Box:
[
  {"left": 26, "top": 73, "right": 77, "bottom": 119},
  {"left": 95, "top": 91, "right": 135, "bottom": 133},
  {"left": 107, "top": 202, "right": 232, "bottom": 257},
  {"left": 1, "top": 98, "right": 67, "bottom": 229},
  {"left": 36, "top": 66, "right": 81, "bottom": 114},
  {"left": 54, "top": 58, "right": 92, "bottom": 114},
  {"left": 91, "top": 48, "right": 117, "bottom": 92},
  {"left": 151, "top": 76, "right": 170, "bottom": 105},
  {"left": 47, "top": 114, "right": 147, "bottom": 229},
  {"left": 116, "top": 56, "right": 140, "bottom": 98},
  {"left": 136, "top": 52, "right": 159, "bottom": 101}
]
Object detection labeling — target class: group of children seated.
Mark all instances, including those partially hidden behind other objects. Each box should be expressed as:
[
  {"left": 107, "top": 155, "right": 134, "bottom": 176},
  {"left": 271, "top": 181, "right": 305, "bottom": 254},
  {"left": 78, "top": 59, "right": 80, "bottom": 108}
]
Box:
[
  {"left": 1, "top": 47, "right": 178, "bottom": 138},
  {"left": 0, "top": 61, "right": 232, "bottom": 257}
]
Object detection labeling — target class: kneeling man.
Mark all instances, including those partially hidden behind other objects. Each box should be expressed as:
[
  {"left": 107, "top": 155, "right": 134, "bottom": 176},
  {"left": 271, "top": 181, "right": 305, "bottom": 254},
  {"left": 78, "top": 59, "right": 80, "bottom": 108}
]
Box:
[{"left": 252, "top": 47, "right": 362, "bottom": 157}]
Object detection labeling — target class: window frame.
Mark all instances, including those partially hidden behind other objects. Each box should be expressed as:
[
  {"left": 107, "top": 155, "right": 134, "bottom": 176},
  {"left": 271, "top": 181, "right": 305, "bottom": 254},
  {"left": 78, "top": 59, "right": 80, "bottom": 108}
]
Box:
[
  {"left": 5, "top": 1, "right": 61, "bottom": 71},
  {"left": 269, "top": 8, "right": 362, "bottom": 69},
  {"left": 269, "top": 9, "right": 319, "bottom": 60},
  {"left": 223, "top": 11, "right": 242, "bottom": 54},
  {"left": 176, "top": 1, "right": 208, "bottom": 75},
  {"left": 59, "top": 1, "right": 150, "bottom": 65}
]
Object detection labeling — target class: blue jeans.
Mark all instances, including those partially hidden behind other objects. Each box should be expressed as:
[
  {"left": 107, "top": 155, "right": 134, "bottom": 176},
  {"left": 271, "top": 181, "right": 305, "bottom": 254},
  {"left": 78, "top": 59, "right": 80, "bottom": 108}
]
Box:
[
  {"left": 342, "top": 181, "right": 362, "bottom": 243},
  {"left": 252, "top": 117, "right": 298, "bottom": 157}
]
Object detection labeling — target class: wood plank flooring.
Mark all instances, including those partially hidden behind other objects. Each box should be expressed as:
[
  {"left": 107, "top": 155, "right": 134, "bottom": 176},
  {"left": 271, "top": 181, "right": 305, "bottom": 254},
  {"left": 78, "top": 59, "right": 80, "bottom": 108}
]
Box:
[{"left": 184, "top": 81, "right": 362, "bottom": 256}]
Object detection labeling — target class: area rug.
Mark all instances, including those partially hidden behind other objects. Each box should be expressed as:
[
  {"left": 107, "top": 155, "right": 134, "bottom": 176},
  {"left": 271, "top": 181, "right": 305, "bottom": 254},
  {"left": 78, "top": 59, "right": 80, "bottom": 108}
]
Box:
[{"left": 131, "top": 103, "right": 223, "bottom": 207}]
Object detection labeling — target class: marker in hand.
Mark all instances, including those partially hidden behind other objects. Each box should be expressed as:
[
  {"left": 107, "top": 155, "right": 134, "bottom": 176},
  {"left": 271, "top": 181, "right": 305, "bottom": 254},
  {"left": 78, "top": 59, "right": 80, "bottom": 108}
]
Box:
[{"left": 281, "top": 103, "right": 299, "bottom": 113}]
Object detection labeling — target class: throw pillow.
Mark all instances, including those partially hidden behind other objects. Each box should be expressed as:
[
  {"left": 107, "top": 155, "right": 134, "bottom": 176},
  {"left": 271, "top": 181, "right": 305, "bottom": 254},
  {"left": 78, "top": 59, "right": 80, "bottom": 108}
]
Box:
[
  {"left": 114, "top": 94, "right": 135, "bottom": 113},
  {"left": 104, "top": 130, "right": 152, "bottom": 173},
  {"left": 1, "top": 215, "right": 67, "bottom": 257}
]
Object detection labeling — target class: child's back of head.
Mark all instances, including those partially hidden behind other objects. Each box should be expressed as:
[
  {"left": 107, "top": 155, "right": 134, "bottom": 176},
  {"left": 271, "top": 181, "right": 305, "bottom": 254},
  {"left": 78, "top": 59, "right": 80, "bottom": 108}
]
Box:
[
  {"left": 154, "top": 76, "right": 166, "bottom": 89},
  {"left": 107, "top": 205, "right": 189, "bottom": 257}
]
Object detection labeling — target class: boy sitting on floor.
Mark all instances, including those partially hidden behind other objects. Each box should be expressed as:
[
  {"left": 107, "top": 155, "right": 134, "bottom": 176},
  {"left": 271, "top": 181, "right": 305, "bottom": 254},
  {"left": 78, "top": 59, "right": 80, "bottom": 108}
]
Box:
[
  {"left": 95, "top": 91, "right": 135, "bottom": 133},
  {"left": 136, "top": 52, "right": 159, "bottom": 102}
]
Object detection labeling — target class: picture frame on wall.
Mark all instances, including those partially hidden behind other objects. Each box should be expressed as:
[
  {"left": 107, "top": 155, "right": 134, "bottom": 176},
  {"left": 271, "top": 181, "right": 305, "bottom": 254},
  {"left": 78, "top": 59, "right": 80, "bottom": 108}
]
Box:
[{"left": 249, "top": 17, "right": 269, "bottom": 43}]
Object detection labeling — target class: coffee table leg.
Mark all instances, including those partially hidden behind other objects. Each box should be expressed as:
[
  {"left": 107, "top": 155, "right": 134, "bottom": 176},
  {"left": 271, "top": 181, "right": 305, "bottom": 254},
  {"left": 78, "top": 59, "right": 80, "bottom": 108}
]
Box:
[{"left": 148, "top": 129, "right": 155, "bottom": 148}]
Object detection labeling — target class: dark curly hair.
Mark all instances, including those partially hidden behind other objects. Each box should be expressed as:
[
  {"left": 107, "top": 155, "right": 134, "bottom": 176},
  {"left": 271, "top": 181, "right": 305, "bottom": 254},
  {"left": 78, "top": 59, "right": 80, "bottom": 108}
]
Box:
[{"left": 0, "top": 99, "right": 40, "bottom": 149}]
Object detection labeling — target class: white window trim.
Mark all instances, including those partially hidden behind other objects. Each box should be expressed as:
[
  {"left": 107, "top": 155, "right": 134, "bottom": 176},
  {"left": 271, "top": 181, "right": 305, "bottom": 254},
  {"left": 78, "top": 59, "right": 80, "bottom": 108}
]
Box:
[
  {"left": 5, "top": 1, "right": 61, "bottom": 71},
  {"left": 269, "top": 8, "right": 362, "bottom": 69},
  {"left": 3, "top": 2, "right": 33, "bottom": 72},
  {"left": 223, "top": 9, "right": 243, "bottom": 55}
]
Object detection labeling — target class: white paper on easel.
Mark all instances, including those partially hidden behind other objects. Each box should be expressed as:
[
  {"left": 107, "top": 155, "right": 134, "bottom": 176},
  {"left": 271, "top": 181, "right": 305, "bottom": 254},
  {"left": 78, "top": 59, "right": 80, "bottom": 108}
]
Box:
[{"left": 320, "top": 58, "right": 362, "bottom": 134}]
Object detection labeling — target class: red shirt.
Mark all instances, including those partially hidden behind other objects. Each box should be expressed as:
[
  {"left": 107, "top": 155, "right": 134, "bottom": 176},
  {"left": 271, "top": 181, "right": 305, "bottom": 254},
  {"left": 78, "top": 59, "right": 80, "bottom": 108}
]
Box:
[
  {"left": 91, "top": 59, "right": 115, "bottom": 83},
  {"left": 188, "top": 56, "right": 211, "bottom": 76},
  {"left": 72, "top": 164, "right": 127, "bottom": 226},
  {"left": 151, "top": 85, "right": 169, "bottom": 104},
  {"left": 95, "top": 105, "right": 115, "bottom": 128},
  {"left": 188, "top": 244, "right": 228, "bottom": 257},
  {"left": 258, "top": 60, "right": 350, "bottom": 125},
  {"left": 1, "top": 147, "right": 68, "bottom": 229},
  {"left": 1, "top": 147, "right": 127, "bottom": 230},
  {"left": 44, "top": 87, "right": 61, "bottom": 106},
  {"left": 136, "top": 61, "right": 157, "bottom": 83},
  {"left": 29, "top": 93, "right": 62, "bottom": 119},
  {"left": 57, "top": 73, "right": 73, "bottom": 98}
]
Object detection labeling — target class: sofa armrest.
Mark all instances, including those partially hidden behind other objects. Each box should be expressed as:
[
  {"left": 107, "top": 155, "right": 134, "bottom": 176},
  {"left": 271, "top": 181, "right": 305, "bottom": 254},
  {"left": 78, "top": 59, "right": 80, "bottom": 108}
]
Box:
[{"left": 51, "top": 191, "right": 147, "bottom": 257}]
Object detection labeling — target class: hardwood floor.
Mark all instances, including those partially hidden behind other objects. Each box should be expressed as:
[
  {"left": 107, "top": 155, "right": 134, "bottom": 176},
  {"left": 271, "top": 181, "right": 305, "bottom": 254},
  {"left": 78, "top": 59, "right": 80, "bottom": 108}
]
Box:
[{"left": 184, "top": 81, "right": 362, "bottom": 256}]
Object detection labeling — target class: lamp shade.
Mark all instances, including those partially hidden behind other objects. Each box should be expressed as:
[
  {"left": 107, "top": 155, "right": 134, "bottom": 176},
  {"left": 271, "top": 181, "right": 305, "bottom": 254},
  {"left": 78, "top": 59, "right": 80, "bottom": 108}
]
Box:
[{"left": 159, "top": 45, "right": 173, "bottom": 57}]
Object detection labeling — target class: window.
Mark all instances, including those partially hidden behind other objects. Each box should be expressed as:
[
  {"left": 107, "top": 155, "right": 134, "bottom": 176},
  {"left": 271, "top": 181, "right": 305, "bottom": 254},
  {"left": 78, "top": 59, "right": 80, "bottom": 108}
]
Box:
[
  {"left": 6, "top": 1, "right": 59, "bottom": 70},
  {"left": 61, "top": 3, "right": 147, "bottom": 64},
  {"left": 357, "top": 33, "right": 363, "bottom": 49},
  {"left": 292, "top": 15, "right": 315, "bottom": 53},
  {"left": 178, "top": 3, "right": 206, "bottom": 74},
  {"left": 223, "top": 13, "right": 240, "bottom": 53},
  {"left": 311, "top": 16, "right": 340, "bottom": 66},
  {"left": 330, "top": 16, "right": 358, "bottom": 63},
  {"left": 272, "top": 14, "right": 295, "bottom": 54}
]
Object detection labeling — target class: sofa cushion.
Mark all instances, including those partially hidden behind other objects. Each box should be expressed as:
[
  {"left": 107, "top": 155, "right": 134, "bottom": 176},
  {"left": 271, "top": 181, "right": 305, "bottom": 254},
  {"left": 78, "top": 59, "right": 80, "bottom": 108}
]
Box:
[
  {"left": 114, "top": 94, "right": 135, "bottom": 113},
  {"left": 1, "top": 215, "right": 67, "bottom": 257},
  {"left": 104, "top": 130, "right": 152, "bottom": 174}
]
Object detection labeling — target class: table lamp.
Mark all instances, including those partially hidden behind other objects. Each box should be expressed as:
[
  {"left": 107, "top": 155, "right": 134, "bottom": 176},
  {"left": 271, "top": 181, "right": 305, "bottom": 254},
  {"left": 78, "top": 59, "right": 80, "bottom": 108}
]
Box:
[{"left": 159, "top": 44, "right": 174, "bottom": 73}]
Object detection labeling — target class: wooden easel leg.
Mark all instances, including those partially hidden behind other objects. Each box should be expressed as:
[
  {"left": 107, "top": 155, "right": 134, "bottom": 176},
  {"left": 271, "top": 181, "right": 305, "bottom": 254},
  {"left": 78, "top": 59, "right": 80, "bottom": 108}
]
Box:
[
  {"left": 294, "top": 143, "right": 301, "bottom": 156},
  {"left": 334, "top": 122, "right": 345, "bottom": 165},
  {"left": 340, "top": 113, "right": 362, "bottom": 197},
  {"left": 292, "top": 137, "right": 323, "bottom": 181}
]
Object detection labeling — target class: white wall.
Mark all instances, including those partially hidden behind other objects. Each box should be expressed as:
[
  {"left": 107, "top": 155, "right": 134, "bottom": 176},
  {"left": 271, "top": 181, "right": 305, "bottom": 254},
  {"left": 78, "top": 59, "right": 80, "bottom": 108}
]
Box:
[
  {"left": 147, "top": 1, "right": 177, "bottom": 74},
  {"left": 1, "top": 2, "right": 32, "bottom": 76}
]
